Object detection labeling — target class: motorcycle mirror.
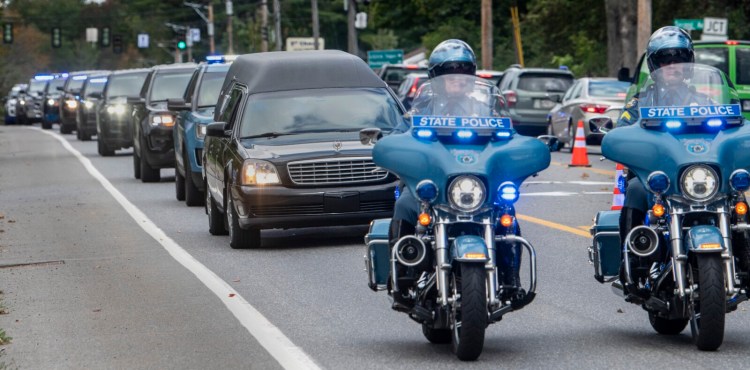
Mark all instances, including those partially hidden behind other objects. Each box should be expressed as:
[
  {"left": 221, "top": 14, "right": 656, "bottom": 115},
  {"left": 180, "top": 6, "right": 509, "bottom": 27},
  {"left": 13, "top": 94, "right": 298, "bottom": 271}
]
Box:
[
  {"left": 536, "top": 134, "right": 562, "bottom": 152},
  {"left": 359, "top": 128, "right": 382, "bottom": 145},
  {"left": 588, "top": 115, "right": 613, "bottom": 134}
]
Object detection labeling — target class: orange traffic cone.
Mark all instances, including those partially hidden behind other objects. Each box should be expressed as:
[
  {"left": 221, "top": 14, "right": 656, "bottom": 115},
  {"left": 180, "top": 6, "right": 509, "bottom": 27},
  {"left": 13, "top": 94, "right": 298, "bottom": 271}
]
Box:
[
  {"left": 568, "top": 120, "right": 591, "bottom": 167},
  {"left": 611, "top": 163, "right": 625, "bottom": 210}
]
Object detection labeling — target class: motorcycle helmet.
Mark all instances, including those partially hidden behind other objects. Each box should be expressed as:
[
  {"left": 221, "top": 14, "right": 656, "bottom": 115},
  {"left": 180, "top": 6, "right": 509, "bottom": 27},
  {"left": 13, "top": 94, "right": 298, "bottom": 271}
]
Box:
[
  {"left": 427, "top": 39, "right": 477, "bottom": 79},
  {"left": 646, "top": 26, "right": 694, "bottom": 73}
]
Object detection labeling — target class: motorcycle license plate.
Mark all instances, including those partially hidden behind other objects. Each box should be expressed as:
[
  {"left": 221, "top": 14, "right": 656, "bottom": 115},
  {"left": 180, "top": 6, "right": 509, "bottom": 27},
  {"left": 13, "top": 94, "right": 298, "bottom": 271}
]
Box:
[{"left": 534, "top": 99, "right": 555, "bottom": 109}]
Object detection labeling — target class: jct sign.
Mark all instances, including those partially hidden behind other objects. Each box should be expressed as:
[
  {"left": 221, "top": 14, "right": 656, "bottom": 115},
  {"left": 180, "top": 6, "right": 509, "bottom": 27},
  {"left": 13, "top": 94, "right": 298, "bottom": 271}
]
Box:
[{"left": 703, "top": 17, "right": 727, "bottom": 36}]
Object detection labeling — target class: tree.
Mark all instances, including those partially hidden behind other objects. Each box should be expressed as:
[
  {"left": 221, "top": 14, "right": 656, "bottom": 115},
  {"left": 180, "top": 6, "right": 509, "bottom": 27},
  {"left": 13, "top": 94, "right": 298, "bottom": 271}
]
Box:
[{"left": 605, "top": 0, "right": 637, "bottom": 76}]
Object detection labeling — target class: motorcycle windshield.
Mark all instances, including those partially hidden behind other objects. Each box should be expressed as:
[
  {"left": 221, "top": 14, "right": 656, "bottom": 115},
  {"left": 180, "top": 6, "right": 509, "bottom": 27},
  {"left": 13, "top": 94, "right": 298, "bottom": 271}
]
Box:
[
  {"left": 602, "top": 63, "right": 750, "bottom": 195},
  {"left": 373, "top": 74, "right": 550, "bottom": 206}
]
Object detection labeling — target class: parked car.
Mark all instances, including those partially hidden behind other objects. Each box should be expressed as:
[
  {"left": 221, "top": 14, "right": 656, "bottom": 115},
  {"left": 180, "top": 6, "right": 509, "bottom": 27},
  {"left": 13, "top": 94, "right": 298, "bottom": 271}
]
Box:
[
  {"left": 203, "top": 50, "right": 402, "bottom": 249},
  {"left": 395, "top": 72, "right": 428, "bottom": 111},
  {"left": 619, "top": 40, "right": 750, "bottom": 119},
  {"left": 59, "top": 70, "right": 107, "bottom": 134},
  {"left": 95, "top": 68, "right": 150, "bottom": 156},
  {"left": 3, "top": 83, "right": 27, "bottom": 125},
  {"left": 497, "top": 66, "right": 575, "bottom": 136},
  {"left": 547, "top": 77, "right": 629, "bottom": 147},
  {"left": 76, "top": 72, "right": 110, "bottom": 141},
  {"left": 41, "top": 74, "right": 67, "bottom": 129},
  {"left": 171, "top": 61, "right": 231, "bottom": 206},
  {"left": 377, "top": 63, "right": 428, "bottom": 92},
  {"left": 132, "top": 63, "right": 197, "bottom": 182},
  {"left": 476, "top": 69, "right": 504, "bottom": 85}
]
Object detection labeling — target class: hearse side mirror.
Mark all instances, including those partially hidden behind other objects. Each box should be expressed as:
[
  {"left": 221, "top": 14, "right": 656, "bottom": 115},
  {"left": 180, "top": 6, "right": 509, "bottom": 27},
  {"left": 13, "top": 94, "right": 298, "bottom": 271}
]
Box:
[
  {"left": 87, "top": 92, "right": 103, "bottom": 100},
  {"left": 56, "top": 86, "right": 64, "bottom": 92},
  {"left": 617, "top": 67, "right": 631, "bottom": 83},
  {"left": 167, "top": 98, "right": 190, "bottom": 112},
  {"left": 359, "top": 127, "right": 383, "bottom": 145},
  {"left": 206, "top": 121, "right": 229, "bottom": 137}
]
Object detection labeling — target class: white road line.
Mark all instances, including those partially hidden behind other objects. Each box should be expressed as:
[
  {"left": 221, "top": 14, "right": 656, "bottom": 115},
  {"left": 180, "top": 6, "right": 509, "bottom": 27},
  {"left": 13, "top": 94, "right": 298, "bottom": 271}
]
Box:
[
  {"left": 525, "top": 180, "right": 612, "bottom": 185},
  {"left": 522, "top": 191, "right": 611, "bottom": 196},
  {"left": 33, "top": 128, "right": 321, "bottom": 370}
]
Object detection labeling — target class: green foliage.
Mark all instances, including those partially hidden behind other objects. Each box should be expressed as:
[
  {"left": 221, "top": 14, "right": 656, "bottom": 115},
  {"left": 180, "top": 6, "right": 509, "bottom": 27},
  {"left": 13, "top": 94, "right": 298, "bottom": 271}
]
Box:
[{"left": 361, "top": 29, "right": 399, "bottom": 51}]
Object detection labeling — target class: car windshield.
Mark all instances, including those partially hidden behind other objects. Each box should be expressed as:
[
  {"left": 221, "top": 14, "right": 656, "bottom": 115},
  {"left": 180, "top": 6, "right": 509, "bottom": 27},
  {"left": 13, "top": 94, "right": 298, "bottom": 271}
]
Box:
[
  {"left": 736, "top": 48, "right": 750, "bottom": 85},
  {"left": 84, "top": 80, "right": 107, "bottom": 96},
  {"left": 67, "top": 78, "right": 85, "bottom": 91},
  {"left": 695, "top": 47, "right": 729, "bottom": 76},
  {"left": 196, "top": 71, "right": 226, "bottom": 107},
  {"left": 107, "top": 73, "right": 148, "bottom": 98},
  {"left": 409, "top": 74, "right": 503, "bottom": 117},
  {"left": 29, "top": 80, "right": 47, "bottom": 92},
  {"left": 150, "top": 72, "right": 193, "bottom": 102},
  {"left": 588, "top": 80, "right": 629, "bottom": 99},
  {"left": 517, "top": 74, "right": 573, "bottom": 92},
  {"left": 46, "top": 79, "right": 66, "bottom": 93},
  {"left": 638, "top": 63, "right": 734, "bottom": 108},
  {"left": 239, "top": 88, "right": 403, "bottom": 138}
]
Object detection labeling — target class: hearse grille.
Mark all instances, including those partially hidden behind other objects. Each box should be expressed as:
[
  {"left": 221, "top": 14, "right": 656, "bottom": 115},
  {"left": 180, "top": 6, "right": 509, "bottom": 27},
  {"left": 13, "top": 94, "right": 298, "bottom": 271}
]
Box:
[{"left": 287, "top": 157, "right": 388, "bottom": 185}]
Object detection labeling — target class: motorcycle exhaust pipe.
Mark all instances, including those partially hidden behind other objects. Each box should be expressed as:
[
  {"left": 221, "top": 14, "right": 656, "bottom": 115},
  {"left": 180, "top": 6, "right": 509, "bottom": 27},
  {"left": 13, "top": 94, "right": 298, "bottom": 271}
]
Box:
[
  {"left": 626, "top": 225, "right": 659, "bottom": 258},
  {"left": 394, "top": 235, "right": 427, "bottom": 267}
]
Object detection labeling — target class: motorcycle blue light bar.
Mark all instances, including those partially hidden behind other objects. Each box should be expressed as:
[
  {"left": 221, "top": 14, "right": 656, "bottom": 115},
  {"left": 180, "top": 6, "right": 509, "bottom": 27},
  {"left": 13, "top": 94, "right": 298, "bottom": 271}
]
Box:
[
  {"left": 456, "top": 130, "right": 474, "bottom": 139},
  {"left": 665, "top": 120, "right": 682, "bottom": 129},
  {"left": 414, "top": 128, "right": 435, "bottom": 140},
  {"left": 640, "top": 104, "right": 741, "bottom": 119},
  {"left": 730, "top": 169, "right": 750, "bottom": 191},
  {"left": 706, "top": 118, "right": 723, "bottom": 127}
]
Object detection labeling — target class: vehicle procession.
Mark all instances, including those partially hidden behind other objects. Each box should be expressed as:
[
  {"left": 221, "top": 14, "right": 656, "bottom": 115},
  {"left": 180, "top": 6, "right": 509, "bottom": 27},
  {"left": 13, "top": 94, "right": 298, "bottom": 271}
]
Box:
[{"left": 4, "top": 2, "right": 750, "bottom": 369}]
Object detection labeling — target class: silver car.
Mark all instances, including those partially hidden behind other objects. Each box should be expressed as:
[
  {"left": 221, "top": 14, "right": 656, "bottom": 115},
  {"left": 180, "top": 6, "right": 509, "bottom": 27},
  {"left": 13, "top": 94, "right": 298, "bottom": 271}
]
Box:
[{"left": 547, "top": 77, "right": 629, "bottom": 147}]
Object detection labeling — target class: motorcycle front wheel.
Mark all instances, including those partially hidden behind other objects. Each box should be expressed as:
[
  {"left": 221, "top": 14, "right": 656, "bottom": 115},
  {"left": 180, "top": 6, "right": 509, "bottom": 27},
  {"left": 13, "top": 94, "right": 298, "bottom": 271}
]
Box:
[
  {"left": 450, "top": 263, "right": 487, "bottom": 361},
  {"left": 688, "top": 254, "right": 726, "bottom": 351}
]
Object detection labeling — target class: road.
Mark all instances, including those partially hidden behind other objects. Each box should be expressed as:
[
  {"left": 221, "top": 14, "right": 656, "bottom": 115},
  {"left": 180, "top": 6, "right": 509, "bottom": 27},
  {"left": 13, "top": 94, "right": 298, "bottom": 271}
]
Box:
[{"left": 2, "top": 125, "right": 750, "bottom": 369}]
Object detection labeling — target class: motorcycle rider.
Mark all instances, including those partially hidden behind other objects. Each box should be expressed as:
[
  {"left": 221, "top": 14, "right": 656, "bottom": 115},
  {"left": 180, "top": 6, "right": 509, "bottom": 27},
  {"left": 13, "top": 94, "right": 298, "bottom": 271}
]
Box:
[
  {"left": 389, "top": 39, "right": 523, "bottom": 309},
  {"left": 615, "top": 26, "right": 710, "bottom": 295}
]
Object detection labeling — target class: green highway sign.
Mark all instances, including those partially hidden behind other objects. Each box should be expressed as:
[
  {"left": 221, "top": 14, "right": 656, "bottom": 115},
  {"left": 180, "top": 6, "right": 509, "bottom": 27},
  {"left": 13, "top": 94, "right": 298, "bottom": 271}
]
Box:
[
  {"left": 367, "top": 49, "right": 404, "bottom": 69},
  {"left": 674, "top": 18, "right": 704, "bottom": 31}
]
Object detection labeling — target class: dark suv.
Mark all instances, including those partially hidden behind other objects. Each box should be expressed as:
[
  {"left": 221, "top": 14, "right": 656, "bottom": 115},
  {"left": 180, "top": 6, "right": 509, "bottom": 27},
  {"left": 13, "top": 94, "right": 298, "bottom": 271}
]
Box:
[
  {"left": 131, "top": 63, "right": 197, "bottom": 182},
  {"left": 41, "top": 74, "right": 67, "bottom": 129},
  {"left": 76, "top": 73, "right": 110, "bottom": 141},
  {"left": 497, "top": 66, "right": 575, "bottom": 136},
  {"left": 59, "top": 70, "right": 108, "bottom": 134},
  {"left": 377, "top": 63, "right": 428, "bottom": 92},
  {"left": 95, "top": 69, "right": 150, "bottom": 156}
]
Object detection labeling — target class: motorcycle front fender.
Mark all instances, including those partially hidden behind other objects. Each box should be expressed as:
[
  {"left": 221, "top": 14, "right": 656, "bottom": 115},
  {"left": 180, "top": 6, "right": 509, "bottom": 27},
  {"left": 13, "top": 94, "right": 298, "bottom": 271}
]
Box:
[
  {"left": 684, "top": 225, "right": 726, "bottom": 253},
  {"left": 450, "top": 235, "right": 490, "bottom": 263}
]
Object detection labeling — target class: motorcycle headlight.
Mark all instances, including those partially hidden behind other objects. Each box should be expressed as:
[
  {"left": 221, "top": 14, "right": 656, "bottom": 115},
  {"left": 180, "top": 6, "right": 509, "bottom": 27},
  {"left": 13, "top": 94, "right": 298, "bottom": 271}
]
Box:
[
  {"left": 151, "top": 114, "right": 175, "bottom": 127},
  {"left": 646, "top": 171, "right": 670, "bottom": 194},
  {"left": 415, "top": 180, "right": 438, "bottom": 203},
  {"left": 730, "top": 169, "right": 750, "bottom": 192},
  {"left": 241, "top": 160, "right": 280, "bottom": 185},
  {"left": 448, "top": 175, "right": 485, "bottom": 212},
  {"left": 196, "top": 124, "right": 207, "bottom": 140},
  {"left": 680, "top": 165, "right": 718, "bottom": 201}
]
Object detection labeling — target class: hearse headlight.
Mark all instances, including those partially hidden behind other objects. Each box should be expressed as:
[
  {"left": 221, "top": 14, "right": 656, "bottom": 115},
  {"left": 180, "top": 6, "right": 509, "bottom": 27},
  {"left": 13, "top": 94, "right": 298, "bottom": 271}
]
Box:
[
  {"left": 65, "top": 99, "right": 78, "bottom": 110},
  {"left": 681, "top": 165, "right": 718, "bottom": 201},
  {"left": 448, "top": 175, "right": 485, "bottom": 212},
  {"left": 107, "top": 104, "right": 126, "bottom": 115},
  {"left": 241, "top": 160, "right": 280, "bottom": 185}
]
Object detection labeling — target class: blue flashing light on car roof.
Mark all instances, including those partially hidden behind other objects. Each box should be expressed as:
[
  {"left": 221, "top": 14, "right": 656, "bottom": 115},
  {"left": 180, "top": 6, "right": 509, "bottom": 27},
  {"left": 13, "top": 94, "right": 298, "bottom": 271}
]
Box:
[
  {"left": 72, "top": 75, "right": 88, "bottom": 81},
  {"left": 89, "top": 78, "right": 108, "bottom": 83},
  {"left": 34, "top": 74, "right": 54, "bottom": 81},
  {"left": 206, "top": 55, "right": 225, "bottom": 64}
]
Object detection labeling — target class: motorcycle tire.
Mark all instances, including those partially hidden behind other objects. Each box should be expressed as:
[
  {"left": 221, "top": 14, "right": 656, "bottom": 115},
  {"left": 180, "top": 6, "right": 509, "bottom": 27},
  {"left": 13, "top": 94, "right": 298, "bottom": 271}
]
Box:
[
  {"left": 688, "top": 254, "right": 726, "bottom": 351},
  {"left": 648, "top": 311, "right": 687, "bottom": 335},
  {"left": 450, "top": 263, "right": 487, "bottom": 361}
]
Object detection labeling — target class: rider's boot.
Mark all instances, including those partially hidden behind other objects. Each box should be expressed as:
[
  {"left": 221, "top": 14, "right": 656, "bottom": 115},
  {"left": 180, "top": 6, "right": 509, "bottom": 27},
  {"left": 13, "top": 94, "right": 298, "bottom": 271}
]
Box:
[{"left": 388, "top": 219, "right": 415, "bottom": 312}]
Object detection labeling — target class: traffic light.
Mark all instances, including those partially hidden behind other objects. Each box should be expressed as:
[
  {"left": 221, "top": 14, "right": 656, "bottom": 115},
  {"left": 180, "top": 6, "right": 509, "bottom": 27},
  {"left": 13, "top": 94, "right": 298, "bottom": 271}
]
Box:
[
  {"left": 177, "top": 40, "right": 187, "bottom": 50},
  {"left": 101, "top": 27, "right": 110, "bottom": 47},
  {"left": 112, "top": 34, "right": 123, "bottom": 54},
  {"left": 3, "top": 23, "right": 12, "bottom": 44},
  {"left": 51, "top": 27, "right": 61, "bottom": 48}
]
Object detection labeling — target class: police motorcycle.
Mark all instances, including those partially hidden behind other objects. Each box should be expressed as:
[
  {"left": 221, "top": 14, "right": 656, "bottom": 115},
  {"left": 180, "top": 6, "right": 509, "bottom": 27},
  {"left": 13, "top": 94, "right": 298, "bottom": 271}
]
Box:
[
  {"left": 362, "top": 74, "right": 550, "bottom": 360},
  {"left": 589, "top": 63, "right": 750, "bottom": 351}
]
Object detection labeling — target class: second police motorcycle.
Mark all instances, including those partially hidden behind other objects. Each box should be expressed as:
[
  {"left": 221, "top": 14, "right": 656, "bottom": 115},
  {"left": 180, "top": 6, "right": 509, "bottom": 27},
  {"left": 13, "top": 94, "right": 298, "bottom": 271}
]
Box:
[
  {"left": 590, "top": 63, "right": 750, "bottom": 350},
  {"left": 362, "top": 73, "right": 550, "bottom": 360}
]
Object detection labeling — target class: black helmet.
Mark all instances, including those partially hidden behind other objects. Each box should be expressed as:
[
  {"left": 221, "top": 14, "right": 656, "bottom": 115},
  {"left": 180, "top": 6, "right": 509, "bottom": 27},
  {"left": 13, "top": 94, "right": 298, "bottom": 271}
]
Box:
[
  {"left": 646, "top": 26, "right": 694, "bottom": 73},
  {"left": 427, "top": 39, "right": 477, "bottom": 79}
]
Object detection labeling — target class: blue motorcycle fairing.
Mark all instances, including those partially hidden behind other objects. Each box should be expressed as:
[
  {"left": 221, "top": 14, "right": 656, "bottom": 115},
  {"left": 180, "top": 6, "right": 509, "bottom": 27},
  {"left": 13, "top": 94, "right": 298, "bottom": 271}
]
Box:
[
  {"left": 683, "top": 225, "right": 725, "bottom": 253},
  {"left": 451, "top": 235, "right": 490, "bottom": 263},
  {"left": 373, "top": 131, "right": 550, "bottom": 205},
  {"left": 601, "top": 123, "right": 750, "bottom": 196}
]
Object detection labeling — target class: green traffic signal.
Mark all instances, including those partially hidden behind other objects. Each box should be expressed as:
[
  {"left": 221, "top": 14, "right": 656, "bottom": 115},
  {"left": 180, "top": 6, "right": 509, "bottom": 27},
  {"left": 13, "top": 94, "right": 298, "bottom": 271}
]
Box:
[{"left": 177, "top": 40, "right": 186, "bottom": 50}]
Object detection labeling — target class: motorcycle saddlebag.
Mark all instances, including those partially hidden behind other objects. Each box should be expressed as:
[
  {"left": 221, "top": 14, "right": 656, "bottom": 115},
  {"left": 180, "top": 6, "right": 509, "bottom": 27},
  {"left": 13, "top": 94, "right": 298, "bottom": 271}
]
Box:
[
  {"left": 589, "top": 210, "right": 621, "bottom": 283},
  {"left": 364, "top": 218, "right": 391, "bottom": 292}
]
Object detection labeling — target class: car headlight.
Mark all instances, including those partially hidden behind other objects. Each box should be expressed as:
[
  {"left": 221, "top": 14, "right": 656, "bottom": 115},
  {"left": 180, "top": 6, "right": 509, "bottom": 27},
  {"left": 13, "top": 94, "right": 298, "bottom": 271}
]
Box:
[
  {"left": 241, "top": 160, "right": 280, "bottom": 185},
  {"left": 448, "top": 175, "right": 485, "bottom": 212},
  {"left": 646, "top": 171, "right": 670, "bottom": 194},
  {"left": 47, "top": 98, "right": 55, "bottom": 106},
  {"left": 107, "top": 104, "right": 126, "bottom": 115},
  {"left": 84, "top": 101, "right": 93, "bottom": 109},
  {"left": 65, "top": 99, "right": 78, "bottom": 109},
  {"left": 150, "top": 114, "right": 175, "bottom": 127},
  {"left": 196, "top": 124, "right": 207, "bottom": 140},
  {"left": 19, "top": 100, "right": 25, "bottom": 105},
  {"left": 681, "top": 165, "right": 718, "bottom": 201}
]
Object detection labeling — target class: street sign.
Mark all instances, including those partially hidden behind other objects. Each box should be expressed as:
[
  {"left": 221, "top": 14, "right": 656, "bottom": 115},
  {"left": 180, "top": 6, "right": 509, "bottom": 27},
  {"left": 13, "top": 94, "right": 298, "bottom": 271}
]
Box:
[
  {"left": 285, "top": 37, "right": 325, "bottom": 51},
  {"left": 367, "top": 49, "right": 404, "bottom": 69},
  {"left": 674, "top": 18, "right": 703, "bottom": 31},
  {"left": 703, "top": 17, "right": 728, "bottom": 36},
  {"left": 137, "top": 33, "right": 149, "bottom": 48},
  {"left": 86, "top": 27, "right": 98, "bottom": 43},
  {"left": 190, "top": 28, "right": 200, "bottom": 42}
]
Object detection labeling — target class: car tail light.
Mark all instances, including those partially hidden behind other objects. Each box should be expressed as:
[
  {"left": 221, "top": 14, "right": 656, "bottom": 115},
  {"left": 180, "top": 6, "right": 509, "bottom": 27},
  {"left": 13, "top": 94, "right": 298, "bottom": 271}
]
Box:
[
  {"left": 503, "top": 91, "right": 517, "bottom": 107},
  {"left": 405, "top": 65, "right": 419, "bottom": 69},
  {"left": 477, "top": 73, "right": 493, "bottom": 78},
  {"left": 407, "top": 78, "right": 420, "bottom": 97},
  {"left": 726, "top": 40, "right": 739, "bottom": 45},
  {"left": 580, "top": 104, "right": 609, "bottom": 114}
]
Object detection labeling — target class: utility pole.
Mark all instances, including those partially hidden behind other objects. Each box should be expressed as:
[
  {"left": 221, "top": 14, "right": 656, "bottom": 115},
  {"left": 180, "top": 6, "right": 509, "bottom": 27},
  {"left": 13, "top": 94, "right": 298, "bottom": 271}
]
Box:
[
  {"left": 261, "top": 0, "right": 268, "bottom": 52},
  {"left": 347, "top": 0, "right": 357, "bottom": 55},
  {"left": 510, "top": 2, "right": 524, "bottom": 67},
  {"left": 226, "top": 0, "right": 234, "bottom": 54},
  {"left": 636, "top": 0, "right": 651, "bottom": 55},
  {"left": 312, "top": 0, "right": 319, "bottom": 50},
  {"left": 184, "top": 1, "right": 215, "bottom": 54},
  {"left": 273, "top": 0, "right": 281, "bottom": 51},
  {"left": 480, "top": 0, "right": 492, "bottom": 70}
]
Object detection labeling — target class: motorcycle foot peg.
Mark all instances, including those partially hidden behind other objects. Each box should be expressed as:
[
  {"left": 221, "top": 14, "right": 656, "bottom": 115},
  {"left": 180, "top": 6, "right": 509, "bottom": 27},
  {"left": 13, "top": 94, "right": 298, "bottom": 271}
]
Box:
[{"left": 410, "top": 305, "right": 434, "bottom": 323}]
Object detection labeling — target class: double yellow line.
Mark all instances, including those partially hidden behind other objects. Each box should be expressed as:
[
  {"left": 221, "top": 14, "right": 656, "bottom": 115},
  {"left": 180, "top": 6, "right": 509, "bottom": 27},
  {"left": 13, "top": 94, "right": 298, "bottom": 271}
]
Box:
[{"left": 517, "top": 214, "right": 591, "bottom": 238}]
